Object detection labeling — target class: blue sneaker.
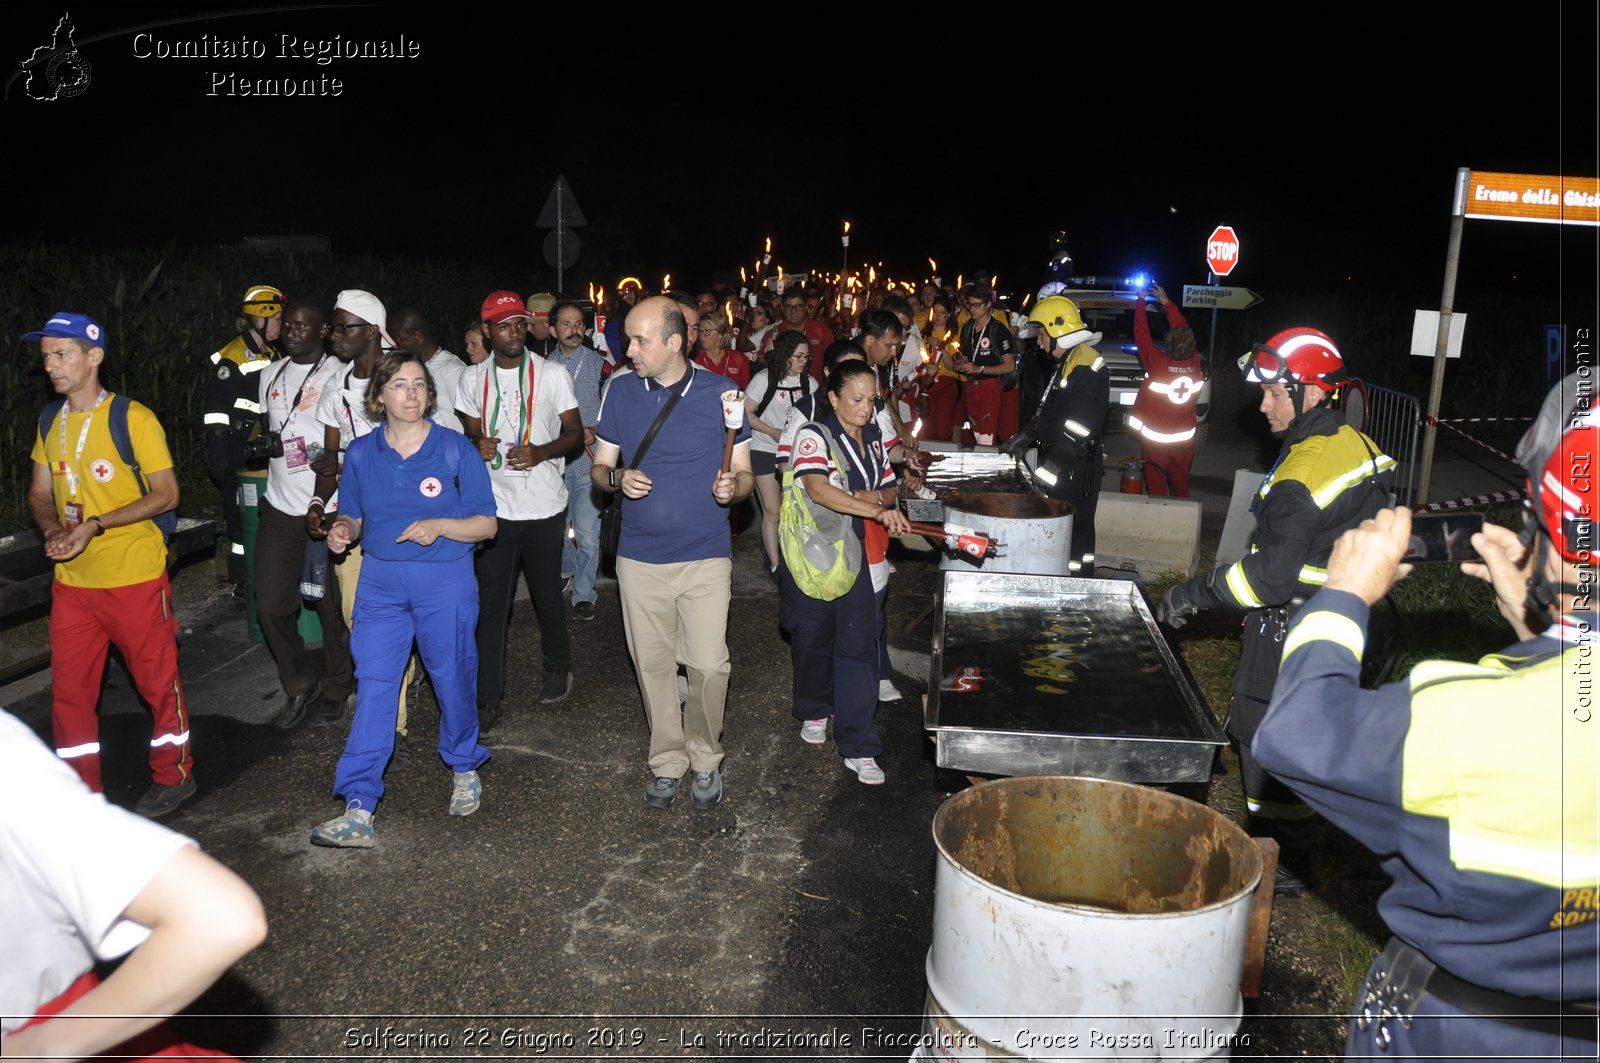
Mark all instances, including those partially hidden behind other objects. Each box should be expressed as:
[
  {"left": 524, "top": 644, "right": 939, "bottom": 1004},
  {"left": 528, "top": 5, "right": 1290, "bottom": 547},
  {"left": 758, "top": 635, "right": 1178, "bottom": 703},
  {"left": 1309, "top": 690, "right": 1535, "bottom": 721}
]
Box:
[
  {"left": 310, "top": 802, "right": 374, "bottom": 848},
  {"left": 449, "top": 770, "right": 481, "bottom": 816}
]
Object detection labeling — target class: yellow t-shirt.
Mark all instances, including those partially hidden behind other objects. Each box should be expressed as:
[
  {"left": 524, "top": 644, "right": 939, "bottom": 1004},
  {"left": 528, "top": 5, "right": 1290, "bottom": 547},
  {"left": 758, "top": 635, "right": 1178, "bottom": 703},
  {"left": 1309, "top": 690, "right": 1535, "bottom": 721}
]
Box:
[{"left": 31, "top": 395, "right": 173, "bottom": 588}]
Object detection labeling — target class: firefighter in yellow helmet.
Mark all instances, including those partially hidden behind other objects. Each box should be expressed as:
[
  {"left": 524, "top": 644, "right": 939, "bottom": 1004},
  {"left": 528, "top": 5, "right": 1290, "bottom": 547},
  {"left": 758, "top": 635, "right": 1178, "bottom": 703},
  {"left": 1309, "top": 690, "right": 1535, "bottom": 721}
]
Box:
[
  {"left": 203, "top": 284, "right": 283, "bottom": 594},
  {"left": 1003, "top": 295, "right": 1109, "bottom": 575}
]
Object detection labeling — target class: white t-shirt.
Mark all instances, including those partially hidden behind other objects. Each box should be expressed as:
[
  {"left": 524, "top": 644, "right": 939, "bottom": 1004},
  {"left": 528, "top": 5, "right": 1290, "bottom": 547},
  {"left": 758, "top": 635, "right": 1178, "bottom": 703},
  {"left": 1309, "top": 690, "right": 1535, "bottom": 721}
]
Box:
[
  {"left": 260, "top": 356, "right": 342, "bottom": 515},
  {"left": 0, "top": 711, "right": 195, "bottom": 1032},
  {"left": 425, "top": 349, "right": 468, "bottom": 434},
  {"left": 456, "top": 356, "right": 578, "bottom": 520},
  {"left": 745, "top": 369, "right": 819, "bottom": 455},
  {"left": 313, "top": 363, "right": 382, "bottom": 451}
]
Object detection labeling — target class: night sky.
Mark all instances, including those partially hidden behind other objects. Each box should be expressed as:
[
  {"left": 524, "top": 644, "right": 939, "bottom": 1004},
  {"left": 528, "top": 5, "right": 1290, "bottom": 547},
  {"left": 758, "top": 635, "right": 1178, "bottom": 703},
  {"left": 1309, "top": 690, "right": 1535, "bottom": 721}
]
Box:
[{"left": 5, "top": 3, "right": 1597, "bottom": 314}]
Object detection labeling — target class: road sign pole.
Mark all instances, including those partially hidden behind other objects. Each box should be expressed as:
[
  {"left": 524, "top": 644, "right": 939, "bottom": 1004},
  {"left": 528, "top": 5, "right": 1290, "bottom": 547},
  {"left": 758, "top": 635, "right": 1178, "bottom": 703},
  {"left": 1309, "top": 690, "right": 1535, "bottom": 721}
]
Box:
[
  {"left": 556, "top": 183, "right": 565, "bottom": 295},
  {"left": 1415, "top": 168, "right": 1469, "bottom": 505},
  {"left": 1208, "top": 270, "right": 1219, "bottom": 362}
]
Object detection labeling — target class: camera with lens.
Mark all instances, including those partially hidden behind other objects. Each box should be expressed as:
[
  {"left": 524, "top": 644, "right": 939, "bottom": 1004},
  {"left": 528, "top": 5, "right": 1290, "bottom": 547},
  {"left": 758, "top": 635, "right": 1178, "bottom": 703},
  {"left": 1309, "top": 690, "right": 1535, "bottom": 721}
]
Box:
[{"left": 243, "top": 429, "right": 285, "bottom": 461}]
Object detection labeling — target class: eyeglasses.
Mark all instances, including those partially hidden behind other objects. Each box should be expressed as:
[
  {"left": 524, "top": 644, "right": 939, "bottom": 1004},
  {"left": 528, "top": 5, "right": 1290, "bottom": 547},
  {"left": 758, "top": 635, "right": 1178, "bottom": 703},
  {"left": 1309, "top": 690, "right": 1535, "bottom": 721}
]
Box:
[
  {"left": 329, "top": 322, "right": 371, "bottom": 334},
  {"left": 964, "top": 300, "right": 989, "bottom": 310},
  {"left": 384, "top": 380, "right": 429, "bottom": 394}
]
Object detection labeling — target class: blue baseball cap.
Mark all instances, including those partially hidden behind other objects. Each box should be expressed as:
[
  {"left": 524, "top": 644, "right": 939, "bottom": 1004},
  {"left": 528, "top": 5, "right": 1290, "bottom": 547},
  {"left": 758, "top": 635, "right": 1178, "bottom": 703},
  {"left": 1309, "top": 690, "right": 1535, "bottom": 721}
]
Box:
[{"left": 23, "top": 312, "right": 106, "bottom": 346}]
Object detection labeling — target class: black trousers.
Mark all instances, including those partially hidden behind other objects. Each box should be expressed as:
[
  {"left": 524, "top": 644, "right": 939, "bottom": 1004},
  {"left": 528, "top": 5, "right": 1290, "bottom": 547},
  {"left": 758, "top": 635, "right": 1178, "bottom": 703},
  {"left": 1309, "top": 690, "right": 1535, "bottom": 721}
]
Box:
[
  {"left": 475, "top": 512, "right": 571, "bottom": 709},
  {"left": 207, "top": 428, "right": 247, "bottom": 583},
  {"left": 253, "top": 498, "right": 352, "bottom": 699},
  {"left": 1228, "top": 614, "right": 1321, "bottom": 857}
]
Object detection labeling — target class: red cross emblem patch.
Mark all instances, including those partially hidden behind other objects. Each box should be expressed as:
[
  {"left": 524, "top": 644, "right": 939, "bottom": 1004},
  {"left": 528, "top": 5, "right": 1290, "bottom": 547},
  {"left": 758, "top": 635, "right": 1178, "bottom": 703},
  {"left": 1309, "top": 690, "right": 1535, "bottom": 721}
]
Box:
[
  {"left": 419, "top": 477, "right": 442, "bottom": 498},
  {"left": 1169, "top": 376, "right": 1195, "bottom": 402},
  {"left": 798, "top": 438, "right": 818, "bottom": 456},
  {"left": 89, "top": 459, "right": 115, "bottom": 483}
]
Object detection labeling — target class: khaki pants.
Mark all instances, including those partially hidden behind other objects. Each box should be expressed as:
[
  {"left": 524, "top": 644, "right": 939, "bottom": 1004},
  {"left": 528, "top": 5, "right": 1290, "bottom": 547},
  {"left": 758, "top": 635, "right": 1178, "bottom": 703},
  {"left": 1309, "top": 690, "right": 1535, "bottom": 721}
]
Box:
[
  {"left": 616, "top": 556, "right": 731, "bottom": 778},
  {"left": 337, "top": 543, "right": 420, "bottom": 735}
]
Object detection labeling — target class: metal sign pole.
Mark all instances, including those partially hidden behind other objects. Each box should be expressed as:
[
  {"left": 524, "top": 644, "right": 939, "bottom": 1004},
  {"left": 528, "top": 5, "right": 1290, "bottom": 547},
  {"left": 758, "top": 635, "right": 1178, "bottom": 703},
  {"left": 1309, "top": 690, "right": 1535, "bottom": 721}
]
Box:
[
  {"left": 1208, "top": 269, "right": 1218, "bottom": 360},
  {"left": 555, "top": 183, "right": 565, "bottom": 296},
  {"left": 1416, "top": 168, "right": 1470, "bottom": 505}
]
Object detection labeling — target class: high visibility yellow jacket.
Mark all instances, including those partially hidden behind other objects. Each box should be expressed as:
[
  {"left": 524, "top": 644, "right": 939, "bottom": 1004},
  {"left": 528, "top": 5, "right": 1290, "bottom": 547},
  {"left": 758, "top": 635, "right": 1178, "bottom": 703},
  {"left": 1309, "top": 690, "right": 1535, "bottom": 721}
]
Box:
[
  {"left": 1258, "top": 592, "right": 1599, "bottom": 1003},
  {"left": 1181, "top": 406, "right": 1395, "bottom": 613},
  {"left": 203, "top": 334, "right": 276, "bottom": 434}
]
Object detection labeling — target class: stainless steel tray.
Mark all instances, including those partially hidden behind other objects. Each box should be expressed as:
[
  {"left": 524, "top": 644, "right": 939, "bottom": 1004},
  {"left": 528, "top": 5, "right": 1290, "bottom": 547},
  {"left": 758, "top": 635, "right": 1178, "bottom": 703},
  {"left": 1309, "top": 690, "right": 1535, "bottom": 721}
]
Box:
[{"left": 925, "top": 571, "right": 1224, "bottom": 783}]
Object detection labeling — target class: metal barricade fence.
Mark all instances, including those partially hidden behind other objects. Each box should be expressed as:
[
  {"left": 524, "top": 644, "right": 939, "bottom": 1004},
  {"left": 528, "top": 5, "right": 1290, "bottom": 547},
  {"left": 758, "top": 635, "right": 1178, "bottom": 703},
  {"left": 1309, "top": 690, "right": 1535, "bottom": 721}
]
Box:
[{"left": 1344, "top": 381, "right": 1421, "bottom": 506}]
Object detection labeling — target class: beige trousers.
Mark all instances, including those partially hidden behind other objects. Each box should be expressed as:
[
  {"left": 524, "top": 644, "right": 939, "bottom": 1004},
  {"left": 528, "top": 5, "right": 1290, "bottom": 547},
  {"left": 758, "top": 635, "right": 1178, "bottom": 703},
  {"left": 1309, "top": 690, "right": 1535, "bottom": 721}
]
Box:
[{"left": 616, "top": 556, "right": 732, "bottom": 778}]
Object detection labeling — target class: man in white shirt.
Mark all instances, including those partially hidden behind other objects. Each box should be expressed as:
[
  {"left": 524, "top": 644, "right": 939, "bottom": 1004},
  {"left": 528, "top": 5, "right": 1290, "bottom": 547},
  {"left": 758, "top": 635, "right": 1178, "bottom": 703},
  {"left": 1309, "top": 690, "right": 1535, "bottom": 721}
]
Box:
[
  {"left": 255, "top": 297, "right": 351, "bottom": 729},
  {"left": 390, "top": 307, "right": 468, "bottom": 435},
  {"left": 458, "top": 291, "right": 584, "bottom": 733}
]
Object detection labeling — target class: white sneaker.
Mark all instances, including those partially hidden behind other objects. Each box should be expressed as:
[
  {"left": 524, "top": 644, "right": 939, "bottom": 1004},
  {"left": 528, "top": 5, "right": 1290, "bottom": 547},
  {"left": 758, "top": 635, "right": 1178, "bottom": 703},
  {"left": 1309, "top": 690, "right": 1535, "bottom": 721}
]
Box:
[
  {"left": 878, "top": 679, "right": 902, "bottom": 702},
  {"left": 843, "top": 757, "right": 886, "bottom": 785},
  {"left": 800, "top": 718, "right": 828, "bottom": 746},
  {"left": 449, "top": 770, "right": 481, "bottom": 816}
]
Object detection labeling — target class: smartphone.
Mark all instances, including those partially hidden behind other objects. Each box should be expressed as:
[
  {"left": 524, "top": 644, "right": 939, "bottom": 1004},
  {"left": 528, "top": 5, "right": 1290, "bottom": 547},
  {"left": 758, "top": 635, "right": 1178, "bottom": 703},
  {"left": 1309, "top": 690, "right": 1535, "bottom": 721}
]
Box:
[{"left": 1403, "top": 512, "right": 1484, "bottom": 563}]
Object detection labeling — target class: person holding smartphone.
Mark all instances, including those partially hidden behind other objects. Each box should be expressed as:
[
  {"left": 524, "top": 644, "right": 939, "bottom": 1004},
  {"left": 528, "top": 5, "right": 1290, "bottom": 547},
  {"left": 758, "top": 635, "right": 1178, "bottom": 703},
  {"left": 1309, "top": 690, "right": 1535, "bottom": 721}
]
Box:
[{"left": 1253, "top": 374, "right": 1597, "bottom": 1060}]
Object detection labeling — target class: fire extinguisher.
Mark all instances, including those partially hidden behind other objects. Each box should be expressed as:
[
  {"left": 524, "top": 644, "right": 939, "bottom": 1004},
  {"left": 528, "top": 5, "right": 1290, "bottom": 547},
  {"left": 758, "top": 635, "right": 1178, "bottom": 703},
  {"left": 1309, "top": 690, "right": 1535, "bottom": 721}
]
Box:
[{"left": 1120, "top": 459, "right": 1146, "bottom": 495}]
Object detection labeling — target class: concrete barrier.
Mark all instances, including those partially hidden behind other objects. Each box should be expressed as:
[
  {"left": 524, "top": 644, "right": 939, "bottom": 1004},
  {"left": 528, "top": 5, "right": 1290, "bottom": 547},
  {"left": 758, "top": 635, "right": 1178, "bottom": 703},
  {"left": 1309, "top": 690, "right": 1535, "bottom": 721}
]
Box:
[{"left": 1094, "top": 493, "right": 1202, "bottom": 578}]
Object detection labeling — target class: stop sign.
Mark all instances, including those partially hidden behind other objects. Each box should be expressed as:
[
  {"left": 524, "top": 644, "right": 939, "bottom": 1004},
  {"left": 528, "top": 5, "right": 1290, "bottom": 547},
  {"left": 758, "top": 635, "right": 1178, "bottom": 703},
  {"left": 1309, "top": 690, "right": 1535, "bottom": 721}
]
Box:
[{"left": 1206, "top": 225, "right": 1241, "bottom": 277}]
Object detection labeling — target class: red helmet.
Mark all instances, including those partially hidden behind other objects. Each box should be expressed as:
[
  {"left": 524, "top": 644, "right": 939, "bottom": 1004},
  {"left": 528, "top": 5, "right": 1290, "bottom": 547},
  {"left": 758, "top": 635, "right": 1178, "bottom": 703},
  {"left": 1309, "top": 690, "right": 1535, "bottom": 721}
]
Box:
[
  {"left": 1517, "top": 374, "right": 1598, "bottom": 565},
  {"left": 1239, "top": 327, "right": 1348, "bottom": 392}
]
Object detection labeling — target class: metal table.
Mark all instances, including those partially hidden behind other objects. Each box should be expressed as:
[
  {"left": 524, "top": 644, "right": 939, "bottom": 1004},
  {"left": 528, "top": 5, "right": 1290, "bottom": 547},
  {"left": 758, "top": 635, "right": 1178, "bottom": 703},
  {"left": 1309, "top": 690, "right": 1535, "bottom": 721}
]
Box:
[{"left": 925, "top": 571, "right": 1223, "bottom": 783}]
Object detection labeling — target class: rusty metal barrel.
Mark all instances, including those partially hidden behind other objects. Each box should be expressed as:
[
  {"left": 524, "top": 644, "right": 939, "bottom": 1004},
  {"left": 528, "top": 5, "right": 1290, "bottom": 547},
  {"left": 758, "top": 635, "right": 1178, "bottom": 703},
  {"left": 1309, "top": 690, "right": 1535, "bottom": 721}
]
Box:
[
  {"left": 921, "top": 776, "right": 1262, "bottom": 1059},
  {"left": 939, "top": 492, "right": 1073, "bottom": 576}
]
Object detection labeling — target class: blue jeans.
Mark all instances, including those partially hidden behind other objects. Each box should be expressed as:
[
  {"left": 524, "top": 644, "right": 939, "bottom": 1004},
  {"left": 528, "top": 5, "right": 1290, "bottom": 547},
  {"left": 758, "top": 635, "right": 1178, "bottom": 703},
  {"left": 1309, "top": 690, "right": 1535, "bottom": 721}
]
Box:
[{"left": 561, "top": 465, "right": 602, "bottom": 605}]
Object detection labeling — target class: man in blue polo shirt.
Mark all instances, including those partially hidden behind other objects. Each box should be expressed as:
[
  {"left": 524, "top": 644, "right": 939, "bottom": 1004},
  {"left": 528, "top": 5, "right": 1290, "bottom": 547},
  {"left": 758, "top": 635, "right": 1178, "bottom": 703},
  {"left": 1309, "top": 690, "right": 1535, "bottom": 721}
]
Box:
[{"left": 592, "top": 297, "right": 753, "bottom": 811}]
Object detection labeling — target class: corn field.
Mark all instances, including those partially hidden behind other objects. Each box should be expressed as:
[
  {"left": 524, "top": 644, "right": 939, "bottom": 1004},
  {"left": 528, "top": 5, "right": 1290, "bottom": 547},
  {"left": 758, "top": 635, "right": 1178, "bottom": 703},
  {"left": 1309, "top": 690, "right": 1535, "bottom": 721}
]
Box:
[{"left": 0, "top": 241, "right": 505, "bottom": 533}]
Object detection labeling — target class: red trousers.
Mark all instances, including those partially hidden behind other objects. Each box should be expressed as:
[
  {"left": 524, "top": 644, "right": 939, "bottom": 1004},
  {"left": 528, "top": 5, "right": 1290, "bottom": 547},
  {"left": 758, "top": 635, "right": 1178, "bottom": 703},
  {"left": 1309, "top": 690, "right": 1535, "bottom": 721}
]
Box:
[
  {"left": 962, "top": 376, "right": 1002, "bottom": 444},
  {"left": 50, "top": 575, "right": 193, "bottom": 793},
  {"left": 925, "top": 376, "right": 964, "bottom": 443},
  {"left": 1141, "top": 441, "right": 1195, "bottom": 497},
  {"left": 14, "top": 970, "right": 241, "bottom": 1061}
]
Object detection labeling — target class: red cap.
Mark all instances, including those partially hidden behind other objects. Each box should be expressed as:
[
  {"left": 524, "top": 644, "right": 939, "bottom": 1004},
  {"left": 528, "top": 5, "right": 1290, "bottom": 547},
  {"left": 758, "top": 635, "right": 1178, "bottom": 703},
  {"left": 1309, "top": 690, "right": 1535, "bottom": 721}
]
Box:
[{"left": 481, "top": 290, "right": 530, "bottom": 324}]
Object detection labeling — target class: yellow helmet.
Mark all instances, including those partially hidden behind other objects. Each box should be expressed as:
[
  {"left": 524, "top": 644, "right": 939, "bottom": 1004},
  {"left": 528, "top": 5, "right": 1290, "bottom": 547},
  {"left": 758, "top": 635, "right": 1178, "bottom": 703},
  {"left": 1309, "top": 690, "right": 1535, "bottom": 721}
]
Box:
[
  {"left": 241, "top": 284, "right": 285, "bottom": 319},
  {"left": 1028, "top": 295, "right": 1101, "bottom": 350}
]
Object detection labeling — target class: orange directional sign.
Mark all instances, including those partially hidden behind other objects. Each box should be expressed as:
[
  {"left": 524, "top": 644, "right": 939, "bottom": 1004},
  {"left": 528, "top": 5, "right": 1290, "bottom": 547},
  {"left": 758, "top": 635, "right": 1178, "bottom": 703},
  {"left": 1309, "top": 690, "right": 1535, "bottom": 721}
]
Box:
[{"left": 1464, "top": 171, "right": 1600, "bottom": 226}]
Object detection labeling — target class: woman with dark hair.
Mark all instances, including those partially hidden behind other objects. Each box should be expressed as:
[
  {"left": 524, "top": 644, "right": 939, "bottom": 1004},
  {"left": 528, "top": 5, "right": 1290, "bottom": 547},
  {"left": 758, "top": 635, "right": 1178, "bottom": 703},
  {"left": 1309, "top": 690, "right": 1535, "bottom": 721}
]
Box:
[
  {"left": 310, "top": 349, "right": 498, "bottom": 848},
  {"left": 746, "top": 331, "right": 818, "bottom": 573},
  {"left": 781, "top": 361, "right": 910, "bottom": 786}
]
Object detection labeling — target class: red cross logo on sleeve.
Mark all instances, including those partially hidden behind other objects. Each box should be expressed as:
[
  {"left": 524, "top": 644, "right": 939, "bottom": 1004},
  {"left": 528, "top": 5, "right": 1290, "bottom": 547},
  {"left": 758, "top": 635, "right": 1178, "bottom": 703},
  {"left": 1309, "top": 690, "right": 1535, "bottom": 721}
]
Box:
[{"left": 419, "top": 477, "right": 443, "bottom": 498}]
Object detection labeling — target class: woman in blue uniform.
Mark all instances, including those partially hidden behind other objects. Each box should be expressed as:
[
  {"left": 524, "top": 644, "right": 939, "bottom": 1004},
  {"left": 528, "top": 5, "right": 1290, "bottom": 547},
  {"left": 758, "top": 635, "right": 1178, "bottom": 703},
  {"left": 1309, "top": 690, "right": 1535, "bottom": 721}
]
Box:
[
  {"left": 310, "top": 350, "right": 498, "bottom": 848},
  {"left": 782, "top": 360, "right": 910, "bottom": 786}
]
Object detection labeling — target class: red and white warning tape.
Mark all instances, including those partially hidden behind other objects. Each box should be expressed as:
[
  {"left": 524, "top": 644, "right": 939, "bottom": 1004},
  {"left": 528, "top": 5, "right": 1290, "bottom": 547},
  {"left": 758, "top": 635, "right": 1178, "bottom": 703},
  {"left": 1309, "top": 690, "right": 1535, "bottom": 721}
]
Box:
[
  {"left": 1428, "top": 416, "right": 1520, "bottom": 465},
  {"left": 1433, "top": 416, "right": 1534, "bottom": 425},
  {"left": 1412, "top": 489, "right": 1526, "bottom": 513}
]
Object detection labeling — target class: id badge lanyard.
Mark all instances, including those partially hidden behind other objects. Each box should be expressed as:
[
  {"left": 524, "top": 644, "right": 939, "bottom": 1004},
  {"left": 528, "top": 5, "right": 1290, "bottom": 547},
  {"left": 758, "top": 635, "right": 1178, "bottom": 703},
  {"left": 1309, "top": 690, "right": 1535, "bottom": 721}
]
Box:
[{"left": 59, "top": 389, "right": 109, "bottom": 501}]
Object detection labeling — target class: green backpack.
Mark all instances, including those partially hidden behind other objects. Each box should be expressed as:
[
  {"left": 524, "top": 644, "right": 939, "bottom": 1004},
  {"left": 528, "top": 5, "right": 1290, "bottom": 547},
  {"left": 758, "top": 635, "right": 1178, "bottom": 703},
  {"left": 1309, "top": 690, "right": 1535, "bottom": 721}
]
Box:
[{"left": 779, "top": 422, "right": 863, "bottom": 601}]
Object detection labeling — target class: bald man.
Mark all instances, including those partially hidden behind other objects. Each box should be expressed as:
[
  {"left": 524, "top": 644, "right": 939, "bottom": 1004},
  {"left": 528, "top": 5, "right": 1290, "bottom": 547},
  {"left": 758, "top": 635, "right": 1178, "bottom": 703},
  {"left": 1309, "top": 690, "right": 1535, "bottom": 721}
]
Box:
[{"left": 591, "top": 297, "right": 752, "bottom": 812}]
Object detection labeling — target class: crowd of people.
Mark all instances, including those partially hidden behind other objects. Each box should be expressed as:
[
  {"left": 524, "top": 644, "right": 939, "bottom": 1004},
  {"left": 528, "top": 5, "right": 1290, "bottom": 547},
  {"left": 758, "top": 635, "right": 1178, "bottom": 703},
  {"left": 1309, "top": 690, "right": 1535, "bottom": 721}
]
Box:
[{"left": 12, "top": 262, "right": 1595, "bottom": 1060}]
